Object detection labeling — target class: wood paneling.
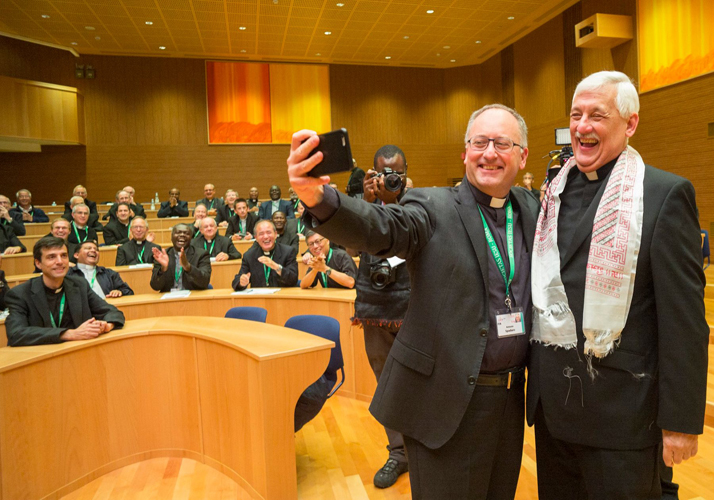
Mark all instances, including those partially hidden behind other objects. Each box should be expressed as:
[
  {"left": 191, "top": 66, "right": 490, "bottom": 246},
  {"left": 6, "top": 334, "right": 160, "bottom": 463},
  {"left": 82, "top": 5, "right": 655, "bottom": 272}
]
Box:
[{"left": 501, "top": 46, "right": 515, "bottom": 109}]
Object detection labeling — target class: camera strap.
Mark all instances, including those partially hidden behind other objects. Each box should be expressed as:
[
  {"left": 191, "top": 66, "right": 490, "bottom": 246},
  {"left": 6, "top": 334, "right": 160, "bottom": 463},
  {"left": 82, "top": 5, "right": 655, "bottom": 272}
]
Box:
[
  {"left": 319, "top": 249, "right": 333, "bottom": 288},
  {"left": 478, "top": 200, "right": 515, "bottom": 311}
]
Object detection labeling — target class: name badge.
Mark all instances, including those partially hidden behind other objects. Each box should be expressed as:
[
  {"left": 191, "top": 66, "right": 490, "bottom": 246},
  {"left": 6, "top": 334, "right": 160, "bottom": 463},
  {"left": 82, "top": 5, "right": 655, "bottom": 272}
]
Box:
[{"left": 495, "top": 307, "right": 525, "bottom": 338}]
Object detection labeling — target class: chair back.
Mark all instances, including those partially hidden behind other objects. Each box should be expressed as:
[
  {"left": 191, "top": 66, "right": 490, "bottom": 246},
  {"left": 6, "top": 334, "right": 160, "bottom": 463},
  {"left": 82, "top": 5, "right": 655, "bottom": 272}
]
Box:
[
  {"left": 224, "top": 306, "right": 268, "bottom": 323},
  {"left": 207, "top": 283, "right": 214, "bottom": 289},
  {"left": 284, "top": 315, "right": 344, "bottom": 398},
  {"left": 702, "top": 229, "right": 710, "bottom": 269}
]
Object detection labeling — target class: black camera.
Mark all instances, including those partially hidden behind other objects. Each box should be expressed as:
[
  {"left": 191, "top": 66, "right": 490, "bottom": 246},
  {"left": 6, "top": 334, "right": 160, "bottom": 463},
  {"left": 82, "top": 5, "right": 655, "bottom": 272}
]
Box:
[
  {"left": 370, "top": 260, "right": 397, "bottom": 290},
  {"left": 375, "top": 167, "right": 403, "bottom": 193}
]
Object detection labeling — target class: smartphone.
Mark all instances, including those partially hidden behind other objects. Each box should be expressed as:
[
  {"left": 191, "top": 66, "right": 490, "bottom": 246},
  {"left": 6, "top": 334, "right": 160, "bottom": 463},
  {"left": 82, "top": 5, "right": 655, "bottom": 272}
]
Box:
[{"left": 306, "top": 128, "right": 353, "bottom": 178}]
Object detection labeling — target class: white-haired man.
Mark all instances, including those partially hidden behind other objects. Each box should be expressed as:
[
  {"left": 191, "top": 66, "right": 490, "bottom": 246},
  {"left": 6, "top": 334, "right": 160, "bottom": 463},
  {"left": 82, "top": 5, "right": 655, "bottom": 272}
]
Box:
[{"left": 528, "top": 71, "right": 708, "bottom": 498}]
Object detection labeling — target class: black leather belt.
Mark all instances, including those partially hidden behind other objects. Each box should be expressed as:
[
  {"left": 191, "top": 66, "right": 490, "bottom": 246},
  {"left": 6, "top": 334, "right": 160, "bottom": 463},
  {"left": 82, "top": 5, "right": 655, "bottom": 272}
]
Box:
[{"left": 475, "top": 368, "right": 525, "bottom": 389}]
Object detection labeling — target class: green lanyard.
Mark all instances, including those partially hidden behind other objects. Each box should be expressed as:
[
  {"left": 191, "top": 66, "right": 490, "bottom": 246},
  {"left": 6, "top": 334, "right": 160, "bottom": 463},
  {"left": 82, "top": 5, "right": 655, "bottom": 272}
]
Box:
[
  {"left": 263, "top": 251, "right": 274, "bottom": 286},
  {"left": 50, "top": 293, "right": 66, "bottom": 328},
  {"left": 239, "top": 219, "right": 245, "bottom": 235},
  {"left": 90, "top": 269, "right": 97, "bottom": 289},
  {"left": 204, "top": 239, "right": 216, "bottom": 255},
  {"left": 175, "top": 265, "right": 183, "bottom": 284},
  {"left": 72, "top": 221, "right": 88, "bottom": 243},
  {"left": 194, "top": 227, "right": 200, "bottom": 238},
  {"left": 478, "top": 200, "right": 515, "bottom": 310},
  {"left": 207, "top": 199, "right": 214, "bottom": 210},
  {"left": 297, "top": 219, "right": 304, "bottom": 234},
  {"left": 319, "top": 249, "right": 333, "bottom": 288},
  {"left": 137, "top": 243, "right": 146, "bottom": 263}
]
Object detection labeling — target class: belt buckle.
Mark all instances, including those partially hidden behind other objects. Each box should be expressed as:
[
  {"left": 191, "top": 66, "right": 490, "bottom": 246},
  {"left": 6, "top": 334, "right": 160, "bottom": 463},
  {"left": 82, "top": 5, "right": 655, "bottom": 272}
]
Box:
[{"left": 507, "top": 372, "right": 512, "bottom": 390}]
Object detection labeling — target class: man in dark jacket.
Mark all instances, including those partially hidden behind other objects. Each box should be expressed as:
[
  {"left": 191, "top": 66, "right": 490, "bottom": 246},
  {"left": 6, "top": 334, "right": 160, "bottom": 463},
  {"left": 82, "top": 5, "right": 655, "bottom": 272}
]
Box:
[
  {"left": 115, "top": 217, "right": 160, "bottom": 266},
  {"left": 190, "top": 217, "right": 241, "bottom": 261},
  {"left": 157, "top": 188, "right": 189, "bottom": 218},
  {"left": 232, "top": 220, "right": 298, "bottom": 290},
  {"left": 68, "top": 240, "right": 134, "bottom": 298},
  {"left": 150, "top": 224, "right": 211, "bottom": 292}
]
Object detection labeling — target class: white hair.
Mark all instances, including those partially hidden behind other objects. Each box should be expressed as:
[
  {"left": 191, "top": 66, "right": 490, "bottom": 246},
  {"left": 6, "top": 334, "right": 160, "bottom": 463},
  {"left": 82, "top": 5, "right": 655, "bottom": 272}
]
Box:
[
  {"left": 573, "top": 71, "right": 639, "bottom": 118},
  {"left": 72, "top": 203, "right": 89, "bottom": 214},
  {"left": 464, "top": 104, "right": 528, "bottom": 148}
]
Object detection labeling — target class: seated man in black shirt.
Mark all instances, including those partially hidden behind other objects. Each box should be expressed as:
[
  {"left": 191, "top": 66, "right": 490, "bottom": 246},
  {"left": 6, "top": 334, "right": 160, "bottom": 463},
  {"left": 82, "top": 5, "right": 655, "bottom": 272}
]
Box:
[
  {"left": 247, "top": 186, "right": 261, "bottom": 214},
  {"left": 0, "top": 222, "right": 25, "bottom": 255},
  {"left": 190, "top": 217, "right": 241, "bottom": 261},
  {"left": 216, "top": 189, "right": 238, "bottom": 227},
  {"left": 300, "top": 231, "right": 357, "bottom": 289},
  {"left": 196, "top": 184, "right": 222, "bottom": 217},
  {"left": 62, "top": 196, "right": 104, "bottom": 233},
  {"left": 272, "top": 211, "right": 299, "bottom": 253},
  {"left": 150, "top": 224, "right": 211, "bottom": 292},
  {"left": 10, "top": 189, "right": 49, "bottom": 223},
  {"left": 226, "top": 198, "right": 257, "bottom": 241},
  {"left": 64, "top": 185, "right": 98, "bottom": 215},
  {"left": 103, "top": 203, "right": 133, "bottom": 246},
  {"left": 4, "top": 236, "right": 125, "bottom": 346},
  {"left": 232, "top": 220, "right": 298, "bottom": 290},
  {"left": 157, "top": 188, "right": 189, "bottom": 218},
  {"left": 104, "top": 190, "right": 146, "bottom": 222},
  {"left": 116, "top": 217, "right": 160, "bottom": 266},
  {"left": 0, "top": 194, "right": 26, "bottom": 236},
  {"left": 67, "top": 204, "right": 98, "bottom": 247},
  {"left": 68, "top": 240, "right": 134, "bottom": 298}
]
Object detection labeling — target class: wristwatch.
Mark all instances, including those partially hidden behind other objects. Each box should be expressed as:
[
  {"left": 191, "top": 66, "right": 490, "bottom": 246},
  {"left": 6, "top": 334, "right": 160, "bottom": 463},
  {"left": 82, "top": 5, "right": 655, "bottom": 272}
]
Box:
[
  {"left": 278, "top": 264, "right": 283, "bottom": 272},
  {"left": 325, "top": 268, "right": 332, "bottom": 276}
]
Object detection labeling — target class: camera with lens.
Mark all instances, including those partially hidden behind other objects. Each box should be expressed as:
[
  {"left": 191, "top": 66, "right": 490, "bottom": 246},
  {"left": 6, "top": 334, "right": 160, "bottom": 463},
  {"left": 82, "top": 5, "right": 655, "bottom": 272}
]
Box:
[
  {"left": 370, "top": 260, "right": 397, "bottom": 290},
  {"left": 375, "top": 167, "right": 403, "bottom": 193}
]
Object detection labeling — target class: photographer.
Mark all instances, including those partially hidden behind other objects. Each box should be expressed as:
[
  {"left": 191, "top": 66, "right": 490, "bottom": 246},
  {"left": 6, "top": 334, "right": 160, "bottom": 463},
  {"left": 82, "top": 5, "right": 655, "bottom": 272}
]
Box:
[{"left": 354, "top": 145, "right": 411, "bottom": 489}]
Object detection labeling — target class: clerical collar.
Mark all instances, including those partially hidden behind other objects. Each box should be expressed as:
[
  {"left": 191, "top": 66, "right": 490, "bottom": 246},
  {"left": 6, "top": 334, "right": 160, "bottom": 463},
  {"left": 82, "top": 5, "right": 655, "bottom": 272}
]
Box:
[
  {"left": 77, "top": 263, "right": 96, "bottom": 272},
  {"left": 43, "top": 283, "right": 64, "bottom": 294},
  {"left": 467, "top": 181, "right": 509, "bottom": 209},
  {"left": 578, "top": 156, "right": 618, "bottom": 182}
]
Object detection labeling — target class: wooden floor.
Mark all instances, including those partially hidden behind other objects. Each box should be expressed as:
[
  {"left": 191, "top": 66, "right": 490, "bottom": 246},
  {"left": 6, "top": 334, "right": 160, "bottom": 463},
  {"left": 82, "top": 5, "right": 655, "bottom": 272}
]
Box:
[{"left": 62, "top": 394, "right": 713, "bottom": 500}]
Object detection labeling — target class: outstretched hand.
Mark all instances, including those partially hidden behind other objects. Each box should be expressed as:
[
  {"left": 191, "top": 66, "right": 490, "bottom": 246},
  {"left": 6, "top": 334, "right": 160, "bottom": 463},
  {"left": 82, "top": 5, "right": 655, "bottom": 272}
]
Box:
[{"left": 287, "top": 130, "right": 330, "bottom": 208}]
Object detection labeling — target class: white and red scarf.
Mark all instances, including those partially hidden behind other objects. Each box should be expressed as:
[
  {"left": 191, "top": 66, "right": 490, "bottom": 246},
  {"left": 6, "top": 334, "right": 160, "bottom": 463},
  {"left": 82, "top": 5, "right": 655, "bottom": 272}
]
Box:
[{"left": 531, "top": 146, "right": 645, "bottom": 361}]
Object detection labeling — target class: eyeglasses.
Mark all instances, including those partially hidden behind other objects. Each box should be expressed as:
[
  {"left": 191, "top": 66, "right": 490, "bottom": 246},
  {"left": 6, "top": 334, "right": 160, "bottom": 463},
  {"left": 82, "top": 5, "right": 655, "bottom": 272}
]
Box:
[
  {"left": 466, "top": 136, "right": 523, "bottom": 153},
  {"left": 308, "top": 237, "right": 326, "bottom": 247}
]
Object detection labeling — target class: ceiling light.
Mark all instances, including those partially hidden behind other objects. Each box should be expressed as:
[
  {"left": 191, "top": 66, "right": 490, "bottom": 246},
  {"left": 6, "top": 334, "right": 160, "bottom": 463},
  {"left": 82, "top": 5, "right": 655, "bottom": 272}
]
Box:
[
  {"left": 159, "top": 46, "right": 166, "bottom": 50},
  {"left": 475, "top": 40, "right": 482, "bottom": 44},
  {"left": 403, "top": 36, "right": 409, "bottom": 39},
  {"left": 508, "top": 16, "right": 515, "bottom": 20},
  {"left": 336, "top": 2, "right": 344, "bottom": 6},
  {"left": 316, "top": 53, "right": 321, "bottom": 56},
  {"left": 71, "top": 42, "right": 78, "bottom": 45},
  {"left": 95, "top": 36, "right": 101, "bottom": 40},
  {"left": 239, "top": 26, "right": 246, "bottom": 30},
  {"left": 426, "top": 9, "right": 434, "bottom": 14},
  {"left": 385, "top": 56, "right": 391, "bottom": 59},
  {"left": 145, "top": 21, "right": 153, "bottom": 25},
  {"left": 240, "top": 49, "right": 246, "bottom": 53},
  {"left": 443, "top": 45, "right": 450, "bottom": 49},
  {"left": 324, "top": 31, "right": 331, "bottom": 35},
  {"left": 436, "top": 53, "right": 440, "bottom": 56},
  {"left": 85, "top": 26, "right": 95, "bottom": 30},
  {"left": 450, "top": 59, "right": 456, "bottom": 62},
  {"left": 41, "top": 14, "right": 50, "bottom": 19}
]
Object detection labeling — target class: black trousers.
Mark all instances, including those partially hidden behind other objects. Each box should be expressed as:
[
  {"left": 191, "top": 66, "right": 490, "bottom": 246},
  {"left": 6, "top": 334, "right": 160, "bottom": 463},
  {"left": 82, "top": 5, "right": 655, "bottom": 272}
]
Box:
[
  {"left": 534, "top": 403, "right": 661, "bottom": 500},
  {"left": 363, "top": 323, "right": 407, "bottom": 463},
  {"left": 403, "top": 374, "right": 525, "bottom": 500}
]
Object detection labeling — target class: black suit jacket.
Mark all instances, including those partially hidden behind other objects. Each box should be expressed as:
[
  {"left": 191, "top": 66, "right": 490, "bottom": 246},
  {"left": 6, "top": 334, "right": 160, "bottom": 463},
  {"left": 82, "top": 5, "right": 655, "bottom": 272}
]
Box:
[
  {"left": 195, "top": 197, "right": 223, "bottom": 214},
  {"left": 103, "top": 219, "right": 132, "bottom": 246},
  {"left": 62, "top": 212, "right": 104, "bottom": 233},
  {"left": 10, "top": 206, "right": 49, "bottom": 223},
  {"left": 304, "top": 184, "right": 539, "bottom": 449},
  {"left": 116, "top": 240, "right": 161, "bottom": 266},
  {"left": 216, "top": 204, "right": 237, "bottom": 224},
  {"left": 190, "top": 234, "right": 242, "bottom": 260},
  {"left": 276, "top": 222, "right": 299, "bottom": 253},
  {"left": 157, "top": 200, "right": 189, "bottom": 218},
  {"left": 527, "top": 165, "right": 709, "bottom": 450},
  {"left": 67, "top": 266, "right": 134, "bottom": 297},
  {"left": 1, "top": 213, "right": 25, "bottom": 236},
  {"left": 0, "top": 224, "right": 26, "bottom": 253},
  {"left": 67, "top": 223, "right": 98, "bottom": 246},
  {"left": 232, "top": 242, "right": 298, "bottom": 290},
  {"left": 258, "top": 199, "right": 295, "bottom": 220},
  {"left": 225, "top": 213, "right": 257, "bottom": 238},
  {"left": 4, "top": 274, "right": 125, "bottom": 346},
  {"left": 103, "top": 203, "right": 145, "bottom": 222},
  {"left": 64, "top": 199, "right": 98, "bottom": 214},
  {"left": 150, "top": 246, "right": 212, "bottom": 292}
]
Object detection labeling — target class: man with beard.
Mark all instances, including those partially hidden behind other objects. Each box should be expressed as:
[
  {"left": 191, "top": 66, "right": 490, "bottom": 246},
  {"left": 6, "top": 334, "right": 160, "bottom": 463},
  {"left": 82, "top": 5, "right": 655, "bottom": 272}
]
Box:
[
  {"left": 115, "top": 217, "right": 160, "bottom": 266},
  {"left": 5, "top": 236, "right": 125, "bottom": 346},
  {"left": 103, "top": 203, "right": 133, "bottom": 246},
  {"left": 191, "top": 217, "right": 241, "bottom": 261},
  {"left": 226, "top": 198, "right": 257, "bottom": 241},
  {"left": 232, "top": 220, "right": 298, "bottom": 290},
  {"left": 150, "top": 224, "right": 211, "bottom": 292},
  {"left": 258, "top": 185, "right": 295, "bottom": 219},
  {"left": 68, "top": 240, "right": 133, "bottom": 298},
  {"left": 158, "top": 188, "right": 189, "bottom": 218},
  {"left": 272, "top": 211, "right": 299, "bottom": 253}
]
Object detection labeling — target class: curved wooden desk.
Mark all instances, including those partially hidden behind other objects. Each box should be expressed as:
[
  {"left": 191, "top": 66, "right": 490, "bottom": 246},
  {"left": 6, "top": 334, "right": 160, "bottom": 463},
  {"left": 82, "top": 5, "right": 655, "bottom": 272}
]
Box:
[{"left": 0, "top": 316, "right": 332, "bottom": 500}]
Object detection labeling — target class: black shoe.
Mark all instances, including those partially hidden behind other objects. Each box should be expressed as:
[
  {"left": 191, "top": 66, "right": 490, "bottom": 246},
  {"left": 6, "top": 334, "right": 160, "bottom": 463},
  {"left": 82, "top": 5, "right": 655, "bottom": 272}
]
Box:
[{"left": 373, "top": 458, "right": 409, "bottom": 489}]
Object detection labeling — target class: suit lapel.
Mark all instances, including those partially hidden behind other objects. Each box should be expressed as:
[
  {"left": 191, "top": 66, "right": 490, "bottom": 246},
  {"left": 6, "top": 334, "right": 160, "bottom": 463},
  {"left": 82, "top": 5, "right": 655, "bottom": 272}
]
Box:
[
  {"left": 63, "top": 278, "right": 83, "bottom": 328},
  {"left": 454, "top": 183, "right": 489, "bottom": 294},
  {"left": 30, "top": 278, "right": 52, "bottom": 327},
  {"left": 560, "top": 179, "right": 610, "bottom": 268}
]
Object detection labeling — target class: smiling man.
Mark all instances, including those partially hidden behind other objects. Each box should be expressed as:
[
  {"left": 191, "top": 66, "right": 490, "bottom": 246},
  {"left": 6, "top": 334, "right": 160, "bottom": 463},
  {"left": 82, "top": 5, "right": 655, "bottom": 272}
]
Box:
[
  {"left": 232, "top": 219, "right": 298, "bottom": 290},
  {"left": 258, "top": 185, "right": 295, "bottom": 219},
  {"left": 287, "top": 104, "right": 540, "bottom": 499},
  {"left": 196, "top": 184, "right": 222, "bottom": 217},
  {"left": 528, "top": 71, "right": 708, "bottom": 499},
  {"left": 68, "top": 240, "right": 133, "bottom": 299},
  {"left": 115, "top": 217, "right": 160, "bottom": 266},
  {"left": 5, "top": 236, "right": 125, "bottom": 346},
  {"left": 150, "top": 224, "right": 211, "bottom": 292},
  {"left": 190, "top": 216, "right": 241, "bottom": 261}
]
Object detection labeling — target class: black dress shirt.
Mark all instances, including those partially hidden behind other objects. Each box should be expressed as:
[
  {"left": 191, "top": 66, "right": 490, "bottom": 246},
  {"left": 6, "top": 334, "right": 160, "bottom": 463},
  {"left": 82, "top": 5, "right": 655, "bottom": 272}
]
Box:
[{"left": 304, "top": 248, "right": 358, "bottom": 289}]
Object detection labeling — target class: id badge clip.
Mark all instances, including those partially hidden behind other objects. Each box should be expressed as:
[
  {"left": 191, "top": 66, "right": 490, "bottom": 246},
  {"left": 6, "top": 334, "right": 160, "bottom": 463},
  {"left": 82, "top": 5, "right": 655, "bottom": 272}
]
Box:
[{"left": 495, "top": 307, "right": 525, "bottom": 338}]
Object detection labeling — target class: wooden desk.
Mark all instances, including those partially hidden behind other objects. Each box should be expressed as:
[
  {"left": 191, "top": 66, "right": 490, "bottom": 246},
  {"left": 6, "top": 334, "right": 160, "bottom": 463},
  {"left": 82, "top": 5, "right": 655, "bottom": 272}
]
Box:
[{"left": 0, "top": 316, "right": 332, "bottom": 500}]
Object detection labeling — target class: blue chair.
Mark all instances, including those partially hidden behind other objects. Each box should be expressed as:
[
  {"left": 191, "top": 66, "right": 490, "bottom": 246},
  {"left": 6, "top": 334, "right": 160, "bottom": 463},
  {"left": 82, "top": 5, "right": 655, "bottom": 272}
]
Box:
[
  {"left": 284, "top": 315, "right": 344, "bottom": 397},
  {"left": 702, "top": 230, "right": 710, "bottom": 270},
  {"left": 207, "top": 283, "right": 214, "bottom": 289},
  {"left": 224, "top": 306, "right": 268, "bottom": 323},
  {"left": 285, "top": 315, "right": 345, "bottom": 432}
]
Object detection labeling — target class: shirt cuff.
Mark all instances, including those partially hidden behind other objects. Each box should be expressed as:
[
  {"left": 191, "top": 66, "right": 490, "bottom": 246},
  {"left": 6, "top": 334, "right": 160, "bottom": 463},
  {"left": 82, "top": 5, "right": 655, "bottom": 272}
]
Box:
[{"left": 305, "top": 186, "right": 341, "bottom": 224}]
